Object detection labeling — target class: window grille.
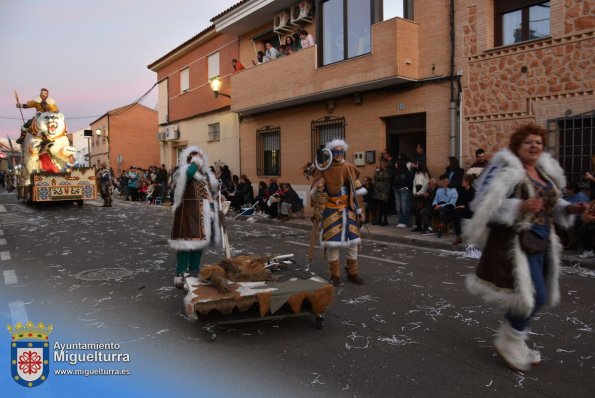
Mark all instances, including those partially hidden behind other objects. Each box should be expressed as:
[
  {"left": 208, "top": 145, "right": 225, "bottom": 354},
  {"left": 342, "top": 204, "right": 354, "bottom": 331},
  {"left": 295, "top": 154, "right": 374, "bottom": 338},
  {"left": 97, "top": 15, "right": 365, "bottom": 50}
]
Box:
[
  {"left": 311, "top": 116, "right": 345, "bottom": 160},
  {"left": 547, "top": 110, "right": 594, "bottom": 185}
]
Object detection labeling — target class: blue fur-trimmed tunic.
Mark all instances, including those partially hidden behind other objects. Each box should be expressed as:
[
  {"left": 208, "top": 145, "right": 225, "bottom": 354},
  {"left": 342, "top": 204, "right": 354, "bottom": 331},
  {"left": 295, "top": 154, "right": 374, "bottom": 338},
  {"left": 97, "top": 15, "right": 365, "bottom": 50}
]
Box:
[{"left": 321, "top": 191, "right": 361, "bottom": 246}]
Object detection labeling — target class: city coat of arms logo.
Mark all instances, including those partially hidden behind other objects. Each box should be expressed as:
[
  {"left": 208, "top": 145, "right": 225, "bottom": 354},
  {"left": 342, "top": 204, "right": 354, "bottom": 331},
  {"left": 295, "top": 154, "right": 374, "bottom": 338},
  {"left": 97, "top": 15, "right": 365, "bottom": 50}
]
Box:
[{"left": 7, "top": 321, "right": 53, "bottom": 387}]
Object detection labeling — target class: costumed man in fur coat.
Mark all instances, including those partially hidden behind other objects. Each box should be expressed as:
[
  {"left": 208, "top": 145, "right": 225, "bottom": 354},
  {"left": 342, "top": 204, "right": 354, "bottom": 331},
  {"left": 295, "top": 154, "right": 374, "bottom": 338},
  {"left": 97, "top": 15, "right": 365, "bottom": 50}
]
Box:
[
  {"left": 311, "top": 139, "right": 367, "bottom": 285},
  {"left": 169, "top": 146, "right": 221, "bottom": 288},
  {"left": 463, "top": 123, "right": 586, "bottom": 372}
]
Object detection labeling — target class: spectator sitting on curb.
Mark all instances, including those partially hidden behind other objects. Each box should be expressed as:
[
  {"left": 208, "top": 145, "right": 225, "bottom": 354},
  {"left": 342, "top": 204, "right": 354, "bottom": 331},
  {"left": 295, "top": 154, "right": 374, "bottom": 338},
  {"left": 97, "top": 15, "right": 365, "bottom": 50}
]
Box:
[
  {"left": 578, "top": 200, "right": 595, "bottom": 258},
  {"left": 277, "top": 182, "right": 303, "bottom": 220}
]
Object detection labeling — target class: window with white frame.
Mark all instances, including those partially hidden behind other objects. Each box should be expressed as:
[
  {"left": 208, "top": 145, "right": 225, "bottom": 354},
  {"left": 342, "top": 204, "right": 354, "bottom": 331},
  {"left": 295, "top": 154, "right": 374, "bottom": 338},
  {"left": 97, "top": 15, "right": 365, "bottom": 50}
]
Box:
[
  {"left": 180, "top": 67, "right": 189, "bottom": 93},
  {"left": 208, "top": 123, "right": 220, "bottom": 142},
  {"left": 208, "top": 53, "right": 220, "bottom": 80}
]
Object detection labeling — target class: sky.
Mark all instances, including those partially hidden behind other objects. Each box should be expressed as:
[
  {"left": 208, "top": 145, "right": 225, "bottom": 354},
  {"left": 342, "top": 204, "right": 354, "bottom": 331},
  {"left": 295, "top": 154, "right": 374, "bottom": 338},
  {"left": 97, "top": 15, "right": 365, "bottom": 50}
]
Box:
[{"left": 0, "top": 0, "right": 239, "bottom": 138}]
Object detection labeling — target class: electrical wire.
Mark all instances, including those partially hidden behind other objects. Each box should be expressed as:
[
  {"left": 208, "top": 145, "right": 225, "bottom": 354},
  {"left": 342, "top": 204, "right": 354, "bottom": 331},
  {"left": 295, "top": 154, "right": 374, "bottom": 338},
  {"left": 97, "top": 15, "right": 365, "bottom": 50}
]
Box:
[
  {"left": 0, "top": 115, "right": 101, "bottom": 120},
  {"left": 1, "top": 82, "right": 158, "bottom": 121}
]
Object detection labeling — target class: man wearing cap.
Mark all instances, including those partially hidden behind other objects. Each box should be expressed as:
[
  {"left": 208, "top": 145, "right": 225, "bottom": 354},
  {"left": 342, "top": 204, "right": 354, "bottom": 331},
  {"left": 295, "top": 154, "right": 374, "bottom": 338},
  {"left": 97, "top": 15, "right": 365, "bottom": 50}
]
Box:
[{"left": 310, "top": 139, "right": 366, "bottom": 285}]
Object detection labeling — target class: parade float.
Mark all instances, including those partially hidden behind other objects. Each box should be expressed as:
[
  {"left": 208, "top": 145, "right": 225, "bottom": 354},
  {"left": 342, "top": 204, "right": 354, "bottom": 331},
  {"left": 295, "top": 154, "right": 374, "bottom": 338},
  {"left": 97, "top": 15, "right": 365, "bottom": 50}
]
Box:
[
  {"left": 17, "top": 111, "right": 97, "bottom": 205},
  {"left": 182, "top": 254, "right": 333, "bottom": 340},
  {"left": 180, "top": 152, "right": 337, "bottom": 341}
]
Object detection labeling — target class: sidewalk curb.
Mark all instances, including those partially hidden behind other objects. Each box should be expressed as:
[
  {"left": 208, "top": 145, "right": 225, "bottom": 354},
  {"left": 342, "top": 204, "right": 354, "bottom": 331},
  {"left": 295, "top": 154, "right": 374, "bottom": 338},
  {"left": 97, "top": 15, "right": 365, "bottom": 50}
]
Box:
[{"left": 242, "top": 215, "right": 595, "bottom": 270}]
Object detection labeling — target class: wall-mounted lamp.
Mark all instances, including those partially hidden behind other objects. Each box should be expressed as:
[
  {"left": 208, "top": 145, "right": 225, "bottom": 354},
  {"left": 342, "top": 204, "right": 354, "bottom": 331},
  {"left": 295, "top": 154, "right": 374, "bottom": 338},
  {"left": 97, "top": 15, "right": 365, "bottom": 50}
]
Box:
[
  {"left": 326, "top": 99, "right": 335, "bottom": 114},
  {"left": 95, "top": 128, "right": 108, "bottom": 137},
  {"left": 354, "top": 93, "right": 363, "bottom": 106},
  {"left": 209, "top": 76, "right": 231, "bottom": 99}
]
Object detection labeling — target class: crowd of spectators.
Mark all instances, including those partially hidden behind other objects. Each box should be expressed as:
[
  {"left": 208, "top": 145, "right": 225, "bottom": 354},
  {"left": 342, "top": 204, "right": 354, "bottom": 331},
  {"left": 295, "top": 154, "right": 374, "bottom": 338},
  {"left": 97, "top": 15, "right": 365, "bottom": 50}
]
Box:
[
  {"left": 102, "top": 148, "right": 594, "bottom": 257},
  {"left": 362, "top": 145, "right": 595, "bottom": 256},
  {"left": 107, "top": 163, "right": 303, "bottom": 221},
  {"left": 114, "top": 164, "right": 168, "bottom": 204}
]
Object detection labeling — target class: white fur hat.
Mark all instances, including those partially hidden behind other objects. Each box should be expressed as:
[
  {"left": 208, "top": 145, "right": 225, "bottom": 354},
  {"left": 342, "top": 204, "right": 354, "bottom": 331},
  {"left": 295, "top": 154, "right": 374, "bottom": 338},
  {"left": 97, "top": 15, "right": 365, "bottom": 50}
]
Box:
[
  {"left": 178, "top": 146, "right": 207, "bottom": 167},
  {"left": 325, "top": 138, "right": 349, "bottom": 152}
]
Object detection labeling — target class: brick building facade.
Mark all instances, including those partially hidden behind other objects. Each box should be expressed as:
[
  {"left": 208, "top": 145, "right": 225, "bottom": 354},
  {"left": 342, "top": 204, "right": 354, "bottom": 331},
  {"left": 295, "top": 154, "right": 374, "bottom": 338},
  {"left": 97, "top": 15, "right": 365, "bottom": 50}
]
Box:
[
  {"left": 154, "top": 0, "right": 593, "bottom": 198},
  {"left": 89, "top": 104, "right": 159, "bottom": 172},
  {"left": 460, "top": 0, "right": 594, "bottom": 183},
  {"left": 148, "top": 27, "right": 241, "bottom": 173}
]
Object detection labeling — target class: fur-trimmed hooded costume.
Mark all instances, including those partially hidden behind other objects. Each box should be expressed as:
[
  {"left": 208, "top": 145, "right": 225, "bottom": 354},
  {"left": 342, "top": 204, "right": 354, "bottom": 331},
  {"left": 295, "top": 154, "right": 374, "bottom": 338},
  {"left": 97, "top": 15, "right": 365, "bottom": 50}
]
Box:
[
  {"left": 169, "top": 146, "right": 221, "bottom": 251},
  {"left": 310, "top": 139, "right": 367, "bottom": 248},
  {"left": 23, "top": 96, "right": 59, "bottom": 113},
  {"left": 462, "top": 149, "right": 575, "bottom": 317}
]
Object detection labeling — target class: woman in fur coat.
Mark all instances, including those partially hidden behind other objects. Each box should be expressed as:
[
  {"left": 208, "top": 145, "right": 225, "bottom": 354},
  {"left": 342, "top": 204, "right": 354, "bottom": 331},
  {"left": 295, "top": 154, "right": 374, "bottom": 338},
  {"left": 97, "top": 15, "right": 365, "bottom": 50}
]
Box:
[
  {"left": 169, "top": 146, "right": 221, "bottom": 288},
  {"left": 463, "top": 123, "right": 586, "bottom": 371}
]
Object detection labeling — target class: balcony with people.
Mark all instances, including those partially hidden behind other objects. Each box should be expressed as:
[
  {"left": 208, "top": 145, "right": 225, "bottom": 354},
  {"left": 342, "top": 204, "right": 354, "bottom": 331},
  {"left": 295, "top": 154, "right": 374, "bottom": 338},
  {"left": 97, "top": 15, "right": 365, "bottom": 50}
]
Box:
[{"left": 230, "top": 15, "right": 419, "bottom": 115}]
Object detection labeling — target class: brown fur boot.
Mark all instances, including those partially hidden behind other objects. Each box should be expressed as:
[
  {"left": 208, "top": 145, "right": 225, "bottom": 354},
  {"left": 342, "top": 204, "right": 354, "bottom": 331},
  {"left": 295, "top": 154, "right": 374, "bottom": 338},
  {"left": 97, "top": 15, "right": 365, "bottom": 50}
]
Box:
[
  {"left": 345, "top": 258, "right": 364, "bottom": 284},
  {"left": 329, "top": 260, "right": 340, "bottom": 286}
]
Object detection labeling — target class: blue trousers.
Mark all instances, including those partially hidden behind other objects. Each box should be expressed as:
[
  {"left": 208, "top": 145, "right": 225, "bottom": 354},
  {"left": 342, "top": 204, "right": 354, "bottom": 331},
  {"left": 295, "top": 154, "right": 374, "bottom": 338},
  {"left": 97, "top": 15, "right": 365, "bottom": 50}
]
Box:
[
  {"left": 176, "top": 250, "right": 203, "bottom": 275},
  {"left": 393, "top": 188, "right": 411, "bottom": 226},
  {"left": 505, "top": 253, "right": 548, "bottom": 331}
]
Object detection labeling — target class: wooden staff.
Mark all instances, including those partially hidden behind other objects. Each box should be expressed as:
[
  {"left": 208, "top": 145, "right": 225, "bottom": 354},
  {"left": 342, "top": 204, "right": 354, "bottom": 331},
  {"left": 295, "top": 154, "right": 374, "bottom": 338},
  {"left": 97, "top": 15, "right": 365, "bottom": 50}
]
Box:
[{"left": 14, "top": 91, "right": 25, "bottom": 123}]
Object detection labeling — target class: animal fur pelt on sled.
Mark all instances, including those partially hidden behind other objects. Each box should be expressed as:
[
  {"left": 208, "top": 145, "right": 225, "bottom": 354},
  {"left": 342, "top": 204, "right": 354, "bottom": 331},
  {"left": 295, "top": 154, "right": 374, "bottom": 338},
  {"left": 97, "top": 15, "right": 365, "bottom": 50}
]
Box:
[{"left": 199, "top": 255, "right": 275, "bottom": 293}]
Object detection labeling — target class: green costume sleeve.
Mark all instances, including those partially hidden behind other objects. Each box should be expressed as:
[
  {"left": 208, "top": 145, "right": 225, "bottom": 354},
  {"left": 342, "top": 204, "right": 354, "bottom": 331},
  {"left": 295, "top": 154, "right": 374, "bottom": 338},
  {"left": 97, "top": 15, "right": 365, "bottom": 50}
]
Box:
[{"left": 186, "top": 162, "right": 199, "bottom": 179}]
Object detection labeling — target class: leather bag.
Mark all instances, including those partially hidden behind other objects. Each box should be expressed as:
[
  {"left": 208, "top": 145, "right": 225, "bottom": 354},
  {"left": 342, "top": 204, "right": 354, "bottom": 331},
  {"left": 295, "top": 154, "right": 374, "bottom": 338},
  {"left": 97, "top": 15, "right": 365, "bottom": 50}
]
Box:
[{"left": 519, "top": 230, "right": 548, "bottom": 255}]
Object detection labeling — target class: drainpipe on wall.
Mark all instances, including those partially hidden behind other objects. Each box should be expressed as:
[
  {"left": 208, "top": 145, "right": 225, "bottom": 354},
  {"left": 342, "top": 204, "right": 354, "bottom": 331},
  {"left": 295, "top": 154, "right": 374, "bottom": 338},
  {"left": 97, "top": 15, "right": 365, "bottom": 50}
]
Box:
[
  {"left": 449, "top": 0, "right": 456, "bottom": 157},
  {"left": 457, "top": 75, "right": 463, "bottom": 160}
]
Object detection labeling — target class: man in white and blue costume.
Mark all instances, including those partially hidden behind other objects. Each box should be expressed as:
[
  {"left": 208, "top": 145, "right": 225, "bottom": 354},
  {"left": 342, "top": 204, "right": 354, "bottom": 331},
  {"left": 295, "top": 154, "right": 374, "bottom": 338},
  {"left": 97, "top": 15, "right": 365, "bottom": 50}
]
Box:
[{"left": 311, "top": 139, "right": 367, "bottom": 285}]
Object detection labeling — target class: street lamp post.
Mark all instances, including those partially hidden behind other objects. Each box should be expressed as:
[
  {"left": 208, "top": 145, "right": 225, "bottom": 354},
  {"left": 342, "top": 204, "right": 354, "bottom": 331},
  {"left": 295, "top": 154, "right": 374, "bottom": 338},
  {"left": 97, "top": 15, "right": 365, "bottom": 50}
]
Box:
[
  {"left": 209, "top": 76, "right": 231, "bottom": 99},
  {"left": 95, "top": 128, "right": 109, "bottom": 168},
  {"left": 86, "top": 137, "right": 91, "bottom": 167},
  {"left": 83, "top": 129, "right": 93, "bottom": 167}
]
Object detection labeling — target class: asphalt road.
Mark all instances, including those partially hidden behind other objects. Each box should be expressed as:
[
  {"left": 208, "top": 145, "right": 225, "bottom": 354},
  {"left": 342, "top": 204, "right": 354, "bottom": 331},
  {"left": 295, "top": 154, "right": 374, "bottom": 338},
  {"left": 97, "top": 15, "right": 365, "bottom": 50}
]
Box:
[{"left": 0, "top": 193, "right": 593, "bottom": 397}]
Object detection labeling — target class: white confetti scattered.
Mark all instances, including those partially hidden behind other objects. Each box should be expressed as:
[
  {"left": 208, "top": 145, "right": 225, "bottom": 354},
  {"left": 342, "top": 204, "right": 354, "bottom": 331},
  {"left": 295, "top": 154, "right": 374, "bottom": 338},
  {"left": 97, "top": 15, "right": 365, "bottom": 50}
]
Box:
[
  {"left": 92, "top": 296, "right": 112, "bottom": 307},
  {"left": 452, "top": 312, "right": 480, "bottom": 326},
  {"left": 305, "top": 372, "right": 325, "bottom": 385},
  {"left": 486, "top": 380, "right": 493, "bottom": 387},
  {"left": 345, "top": 332, "right": 370, "bottom": 350},
  {"left": 372, "top": 314, "right": 387, "bottom": 324},
  {"left": 155, "top": 286, "right": 176, "bottom": 292},
  {"left": 556, "top": 349, "right": 576, "bottom": 353},
  {"left": 341, "top": 295, "right": 379, "bottom": 305},
  {"left": 377, "top": 334, "right": 418, "bottom": 346},
  {"left": 406, "top": 322, "right": 422, "bottom": 331},
  {"left": 561, "top": 265, "right": 595, "bottom": 278}
]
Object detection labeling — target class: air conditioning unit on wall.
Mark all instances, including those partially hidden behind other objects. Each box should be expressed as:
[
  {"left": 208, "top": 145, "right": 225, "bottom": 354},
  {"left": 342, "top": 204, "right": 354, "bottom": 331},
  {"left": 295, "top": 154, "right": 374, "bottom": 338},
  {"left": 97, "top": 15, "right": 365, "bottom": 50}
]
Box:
[
  {"left": 156, "top": 132, "right": 166, "bottom": 141},
  {"left": 291, "top": 0, "right": 313, "bottom": 25},
  {"left": 165, "top": 125, "right": 179, "bottom": 141},
  {"left": 274, "top": 10, "right": 291, "bottom": 33}
]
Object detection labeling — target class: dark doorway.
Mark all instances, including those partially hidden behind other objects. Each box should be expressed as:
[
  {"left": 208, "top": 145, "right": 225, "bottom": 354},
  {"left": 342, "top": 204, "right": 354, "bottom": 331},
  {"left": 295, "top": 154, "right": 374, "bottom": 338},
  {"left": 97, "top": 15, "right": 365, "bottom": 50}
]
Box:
[{"left": 385, "top": 113, "right": 426, "bottom": 162}]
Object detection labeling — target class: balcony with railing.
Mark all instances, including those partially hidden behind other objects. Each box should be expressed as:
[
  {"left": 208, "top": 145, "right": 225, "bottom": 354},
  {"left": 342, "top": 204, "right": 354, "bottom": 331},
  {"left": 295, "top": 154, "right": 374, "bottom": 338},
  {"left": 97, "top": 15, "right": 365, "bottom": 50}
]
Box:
[{"left": 230, "top": 17, "right": 420, "bottom": 115}]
